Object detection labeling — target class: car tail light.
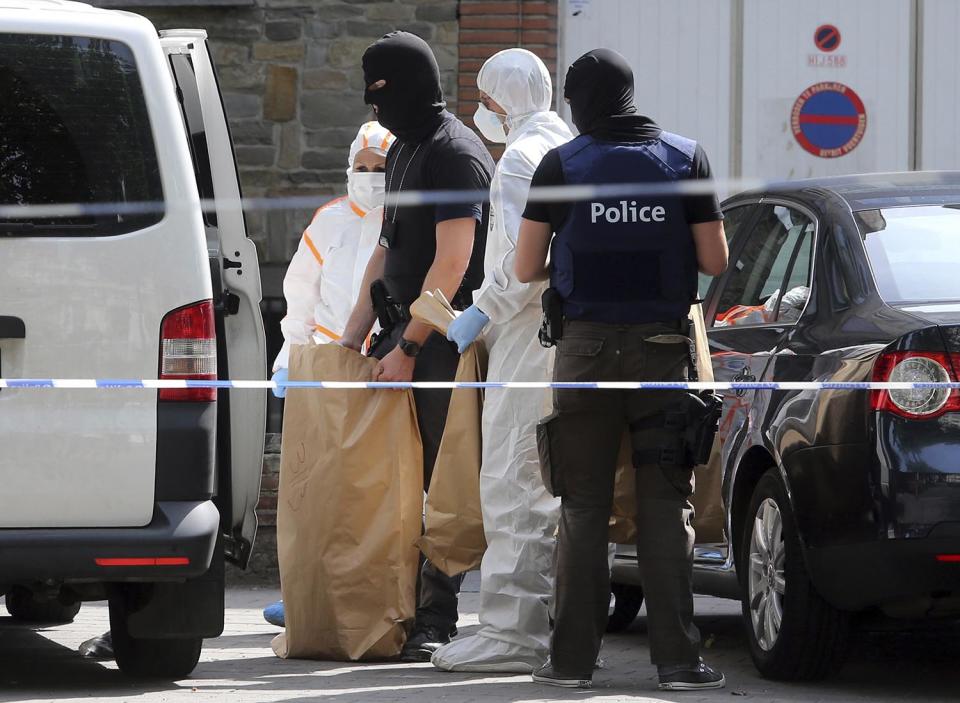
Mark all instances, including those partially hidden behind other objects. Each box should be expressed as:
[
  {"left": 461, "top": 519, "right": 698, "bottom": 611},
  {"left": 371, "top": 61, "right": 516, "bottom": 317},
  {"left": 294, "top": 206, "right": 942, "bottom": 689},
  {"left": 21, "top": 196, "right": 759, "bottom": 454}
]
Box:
[
  {"left": 159, "top": 300, "right": 216, "bottom": 402},
  {"left": 871, "top": 351, "right": 960, "bottom": 419}
]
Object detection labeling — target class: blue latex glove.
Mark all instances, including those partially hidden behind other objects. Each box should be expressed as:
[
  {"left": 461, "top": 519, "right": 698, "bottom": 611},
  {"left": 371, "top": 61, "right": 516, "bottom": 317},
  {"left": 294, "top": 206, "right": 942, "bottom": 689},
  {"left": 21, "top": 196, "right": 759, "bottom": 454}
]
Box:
[
  {"left": 446, "top": 305, "right": 489, "bottom": 353},
  {"left": 272, "top": 368, "right": 288, "bottom": 399}
]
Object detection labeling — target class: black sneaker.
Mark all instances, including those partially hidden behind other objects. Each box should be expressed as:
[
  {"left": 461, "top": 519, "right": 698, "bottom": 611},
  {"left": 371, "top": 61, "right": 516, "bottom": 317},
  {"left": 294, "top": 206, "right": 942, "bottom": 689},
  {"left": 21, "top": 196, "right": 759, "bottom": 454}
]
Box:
[
  {"left": 532, "top": 662, "right": 592, "bottom": 689},
  {"left": 400, "top": 625, "right": 451, "bottom": 663},
  {"left": 657, "top": 659, "right": 725, "bottom": 691}
]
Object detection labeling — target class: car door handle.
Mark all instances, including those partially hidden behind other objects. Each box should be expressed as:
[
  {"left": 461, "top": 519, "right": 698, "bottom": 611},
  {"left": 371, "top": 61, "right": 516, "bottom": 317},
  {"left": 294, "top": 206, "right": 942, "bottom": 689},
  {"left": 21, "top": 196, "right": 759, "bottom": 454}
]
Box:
[{"left": 0, "top": 316, "right": 25, "bottom": 339}]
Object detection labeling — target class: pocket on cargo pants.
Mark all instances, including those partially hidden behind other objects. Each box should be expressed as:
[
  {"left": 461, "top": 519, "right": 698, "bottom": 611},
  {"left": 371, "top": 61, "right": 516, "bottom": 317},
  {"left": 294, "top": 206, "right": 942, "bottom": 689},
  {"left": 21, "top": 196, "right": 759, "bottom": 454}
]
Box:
[
  {"left": 536, "top": 412, "right": 564, "bottom": 497},
  {"left": 554, "top": 335, "right": 606, "bottom": 413}
]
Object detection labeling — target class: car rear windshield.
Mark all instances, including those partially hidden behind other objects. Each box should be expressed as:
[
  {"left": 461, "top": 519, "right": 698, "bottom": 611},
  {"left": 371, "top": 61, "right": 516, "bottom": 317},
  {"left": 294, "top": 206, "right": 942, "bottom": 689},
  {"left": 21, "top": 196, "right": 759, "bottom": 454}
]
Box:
[
  {"left": 0, "top": 33, "right": 163, "bottom": 236},
  {"left": 856, "top": 205, "right": 960, "bottom": 304}
]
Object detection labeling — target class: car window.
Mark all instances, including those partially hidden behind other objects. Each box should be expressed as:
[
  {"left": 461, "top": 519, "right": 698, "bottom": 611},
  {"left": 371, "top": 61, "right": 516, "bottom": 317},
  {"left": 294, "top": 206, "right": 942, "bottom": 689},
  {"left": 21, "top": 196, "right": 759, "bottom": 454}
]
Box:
[
  {"left": 0, "top": 33, "right": 162, "bottom": 236},
  {"left": 697, "top": 204, "right": 753, "bottom": 299},
  {"left": 857, "top": 205, "right": 960, "bottom": 304},
  {"left": 713, "top": 204, "right": 814, "bottom": 327}
]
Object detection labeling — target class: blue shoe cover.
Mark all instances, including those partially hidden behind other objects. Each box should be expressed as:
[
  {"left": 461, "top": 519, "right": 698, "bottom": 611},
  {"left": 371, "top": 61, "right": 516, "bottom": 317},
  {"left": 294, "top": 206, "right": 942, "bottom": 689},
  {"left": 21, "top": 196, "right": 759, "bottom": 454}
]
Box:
[{"left": 263, "top": 600, "right": 285, "bottom": 627}]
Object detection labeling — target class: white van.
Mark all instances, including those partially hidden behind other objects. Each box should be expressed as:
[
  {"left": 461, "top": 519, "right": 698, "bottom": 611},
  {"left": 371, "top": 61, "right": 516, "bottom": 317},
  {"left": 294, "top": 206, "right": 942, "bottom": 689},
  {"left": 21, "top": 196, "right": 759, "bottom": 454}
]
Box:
[{"left": 0, "top": 1, "right": 266, "bottom": 678}]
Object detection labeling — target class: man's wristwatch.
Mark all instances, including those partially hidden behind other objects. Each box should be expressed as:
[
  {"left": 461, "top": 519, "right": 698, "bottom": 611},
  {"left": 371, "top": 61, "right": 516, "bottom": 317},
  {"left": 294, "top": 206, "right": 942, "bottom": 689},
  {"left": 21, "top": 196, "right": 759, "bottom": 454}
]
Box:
[{"left": 398, "top": 336, "right": 421, "bottom": 358}]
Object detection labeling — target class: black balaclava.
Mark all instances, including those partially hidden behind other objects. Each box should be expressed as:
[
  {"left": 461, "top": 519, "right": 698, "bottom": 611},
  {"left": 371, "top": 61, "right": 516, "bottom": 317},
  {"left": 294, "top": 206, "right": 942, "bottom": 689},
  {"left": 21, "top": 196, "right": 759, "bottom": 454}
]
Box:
[
  {"left": 563, "top": 48, "right": 637, "bottom": 134},
  {"left": 362, "top": 31, "right": 446, "bottom": 143}
]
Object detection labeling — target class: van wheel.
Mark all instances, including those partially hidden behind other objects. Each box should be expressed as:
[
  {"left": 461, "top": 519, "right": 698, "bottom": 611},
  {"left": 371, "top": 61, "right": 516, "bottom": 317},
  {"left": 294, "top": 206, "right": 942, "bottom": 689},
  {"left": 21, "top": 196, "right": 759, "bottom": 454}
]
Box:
[
  {"left": 740, "top": 469, "right": 849, "bottom": 679},
  {"left": 5, "top": 586, "right": 81, "bottom": 623},
  {"left": 109, "top": 598, "right": 202, "bottom": 679},
  {"left": 606, "top": 583, "right": 644, "bottom": 633}
]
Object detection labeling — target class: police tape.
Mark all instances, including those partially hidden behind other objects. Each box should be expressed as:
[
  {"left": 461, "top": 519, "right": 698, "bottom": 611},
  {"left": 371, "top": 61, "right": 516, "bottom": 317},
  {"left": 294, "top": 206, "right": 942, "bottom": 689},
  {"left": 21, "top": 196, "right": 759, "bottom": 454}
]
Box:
[
  {"left": 0, "top": 378, "right": 957, "bottom": 391},
  {"left": 0, "top": 177, "right": 769, "bottom": 221}
]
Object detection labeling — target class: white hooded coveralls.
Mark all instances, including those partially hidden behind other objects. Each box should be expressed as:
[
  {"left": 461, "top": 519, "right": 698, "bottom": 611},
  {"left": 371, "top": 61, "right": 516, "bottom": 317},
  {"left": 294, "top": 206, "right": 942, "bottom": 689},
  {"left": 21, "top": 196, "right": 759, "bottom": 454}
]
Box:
[
  {"left": 273, "top": 122, "right": 395, "bottom": 371},
  {"left": 431, "top": 49, "right": 573, "bottom": 673}
]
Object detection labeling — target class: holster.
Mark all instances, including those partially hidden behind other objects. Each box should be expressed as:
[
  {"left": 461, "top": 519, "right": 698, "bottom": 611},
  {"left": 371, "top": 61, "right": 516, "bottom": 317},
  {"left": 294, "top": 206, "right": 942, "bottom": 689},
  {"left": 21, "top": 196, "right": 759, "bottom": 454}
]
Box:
[
  {"left": 369, "top": 279, "right": 410, "bottom": 350},
  {"left": 631, "top": 391, "right": 722, "bottom": 468},
  {"left": 538, "top": 287, "right": 564, "bottom": 348},
  {"left": 685, "top": 391, "right": 722, "bottom": 466}
]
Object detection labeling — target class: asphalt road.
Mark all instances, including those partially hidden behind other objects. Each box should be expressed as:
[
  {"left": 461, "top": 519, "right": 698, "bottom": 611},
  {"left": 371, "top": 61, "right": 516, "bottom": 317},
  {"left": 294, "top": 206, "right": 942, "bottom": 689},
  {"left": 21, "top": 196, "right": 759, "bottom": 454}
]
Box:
[{"left": 1, "top": 581, "right": 958, "bottom": 703}]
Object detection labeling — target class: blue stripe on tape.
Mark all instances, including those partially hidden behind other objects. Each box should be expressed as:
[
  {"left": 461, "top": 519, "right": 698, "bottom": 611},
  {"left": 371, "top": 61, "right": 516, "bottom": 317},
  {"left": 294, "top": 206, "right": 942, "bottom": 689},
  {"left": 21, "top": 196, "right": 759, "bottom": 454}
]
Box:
[
  {"left": 185, "top": 379, "right": 234, "bottom": 389},
  {"left": 285, "top": 380, "right": 326, "bottom": 389},
  {"left": 7, "top": 379, "right": 54, "bottom": 387},
  {"left": 732, "top": 382, "right": 779, "bottom": 391},
  {"left": 96, "top": 379, "right": 145, "bottom": 388},
  {"left": 820, "top": 382, "right": 872, "bottom": 390}
]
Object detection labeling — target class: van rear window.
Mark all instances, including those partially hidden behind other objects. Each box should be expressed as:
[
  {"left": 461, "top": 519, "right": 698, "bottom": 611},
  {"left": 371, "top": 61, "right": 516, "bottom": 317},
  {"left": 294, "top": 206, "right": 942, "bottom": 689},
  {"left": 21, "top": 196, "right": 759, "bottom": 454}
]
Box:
[{"left": 0, "top": 33, "right": 163, "bottom": 236}]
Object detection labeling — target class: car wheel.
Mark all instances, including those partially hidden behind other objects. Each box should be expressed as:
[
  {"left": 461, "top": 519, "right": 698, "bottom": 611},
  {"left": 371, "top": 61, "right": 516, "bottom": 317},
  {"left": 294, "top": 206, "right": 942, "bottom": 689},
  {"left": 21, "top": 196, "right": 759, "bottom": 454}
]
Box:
[
  {"left": 606, "top": 583, "right": 644, "bottom": 633},
  {"left": 5, "top": 586, "right": 81, "bottom": 623},
  {"left": 740, "top": 469, "right": 849, "bottom": 680},
  {"left": 109, "top": 596, "right": 202, "bottom": 679}
]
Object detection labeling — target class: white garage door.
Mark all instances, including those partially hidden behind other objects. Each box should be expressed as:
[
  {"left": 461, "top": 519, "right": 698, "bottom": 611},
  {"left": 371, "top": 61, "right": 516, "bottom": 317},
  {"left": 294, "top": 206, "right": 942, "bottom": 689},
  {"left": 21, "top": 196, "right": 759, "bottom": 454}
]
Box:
[
  {"left": 560, "top": 0, "right": 958, "bottom": 186},
  {"left": 560, "top": 0, "right": 735, "bottom": 189}
]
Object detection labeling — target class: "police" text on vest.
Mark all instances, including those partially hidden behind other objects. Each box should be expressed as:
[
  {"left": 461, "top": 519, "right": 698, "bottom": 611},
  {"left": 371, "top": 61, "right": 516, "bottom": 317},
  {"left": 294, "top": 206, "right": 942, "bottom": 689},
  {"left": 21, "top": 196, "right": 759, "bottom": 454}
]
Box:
[{"left": 590, "top": 201, "right": 666, "bottom": 224}]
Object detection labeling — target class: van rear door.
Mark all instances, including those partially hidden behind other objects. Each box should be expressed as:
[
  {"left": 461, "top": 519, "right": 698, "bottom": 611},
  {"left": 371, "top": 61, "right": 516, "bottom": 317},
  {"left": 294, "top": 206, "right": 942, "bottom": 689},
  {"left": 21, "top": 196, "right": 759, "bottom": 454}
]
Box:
[
  {"left": 160, "top": 30, "right": 267, "bottom": 567},
  {"left": 0, "top": 26, "right": 211, "bottom": 527}
]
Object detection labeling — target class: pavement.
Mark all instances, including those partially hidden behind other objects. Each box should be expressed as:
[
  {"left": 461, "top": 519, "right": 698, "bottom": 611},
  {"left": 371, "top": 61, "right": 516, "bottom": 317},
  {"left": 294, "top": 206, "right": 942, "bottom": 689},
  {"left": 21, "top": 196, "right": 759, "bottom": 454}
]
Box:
[{"left": 1, "top": 575, "right": 958, "bottom": 703}]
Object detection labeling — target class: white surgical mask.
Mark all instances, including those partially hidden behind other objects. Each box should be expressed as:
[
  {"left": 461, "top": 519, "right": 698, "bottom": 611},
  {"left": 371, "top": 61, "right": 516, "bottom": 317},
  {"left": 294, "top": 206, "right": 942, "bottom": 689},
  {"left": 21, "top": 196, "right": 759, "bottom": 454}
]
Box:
[
  {"left": 474, "top": 103, "right": 508, "bottom": 143},
  {"left": 347, "top": 171, "right": 386, "bottom": 213}
]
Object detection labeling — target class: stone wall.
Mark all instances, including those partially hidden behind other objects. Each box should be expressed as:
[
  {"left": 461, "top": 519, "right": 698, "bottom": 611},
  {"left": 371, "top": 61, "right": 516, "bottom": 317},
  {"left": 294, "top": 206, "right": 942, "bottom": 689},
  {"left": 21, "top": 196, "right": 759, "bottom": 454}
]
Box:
[
  {"left": 110, "top": 0, "right": 459, "bottom": 271},
  {"left": 227, "top": 433, "right": 280, "bottom": 584}
]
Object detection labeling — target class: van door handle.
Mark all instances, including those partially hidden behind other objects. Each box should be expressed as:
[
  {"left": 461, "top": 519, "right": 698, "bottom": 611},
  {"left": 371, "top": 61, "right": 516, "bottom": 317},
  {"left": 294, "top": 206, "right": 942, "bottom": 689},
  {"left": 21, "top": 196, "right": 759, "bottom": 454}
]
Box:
[{"left": 0, "top": 316, "right": 25, "bottom": 339}]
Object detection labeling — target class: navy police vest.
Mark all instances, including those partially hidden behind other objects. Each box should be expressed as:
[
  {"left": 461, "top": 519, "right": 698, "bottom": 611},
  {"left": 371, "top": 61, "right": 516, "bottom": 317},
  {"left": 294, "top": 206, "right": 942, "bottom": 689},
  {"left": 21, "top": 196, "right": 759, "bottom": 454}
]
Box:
[{"left": 551, "top": 132, "right": 699, "bottom": 324}]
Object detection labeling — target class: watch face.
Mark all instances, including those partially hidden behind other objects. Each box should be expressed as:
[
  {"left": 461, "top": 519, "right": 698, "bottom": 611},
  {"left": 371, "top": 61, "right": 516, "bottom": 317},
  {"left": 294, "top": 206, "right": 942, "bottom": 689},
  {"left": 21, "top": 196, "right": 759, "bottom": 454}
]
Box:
[{"left": 400, "top": 338, "right": 420, "bottom": 357}]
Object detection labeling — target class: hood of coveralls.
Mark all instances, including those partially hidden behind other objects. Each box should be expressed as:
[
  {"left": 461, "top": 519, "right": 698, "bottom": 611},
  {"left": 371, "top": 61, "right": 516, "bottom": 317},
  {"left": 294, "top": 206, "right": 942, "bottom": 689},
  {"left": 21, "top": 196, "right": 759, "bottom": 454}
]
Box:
[
  {"left": 362, "top": 31, "right": 446, "bottom": 144},
  {"left": 477, "top": 48, "right": 555, "bottom": 145},
  {"left": 346, "top": 121, "right": 396, "bottom": 214}
]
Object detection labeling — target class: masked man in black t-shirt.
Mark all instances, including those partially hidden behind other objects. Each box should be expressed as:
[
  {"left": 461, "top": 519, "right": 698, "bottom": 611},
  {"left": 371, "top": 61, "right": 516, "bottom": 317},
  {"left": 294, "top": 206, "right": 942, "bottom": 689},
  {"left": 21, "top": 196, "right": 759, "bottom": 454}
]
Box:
[{"left": 340, "top": 31, "right": 495, "bottom": 663}]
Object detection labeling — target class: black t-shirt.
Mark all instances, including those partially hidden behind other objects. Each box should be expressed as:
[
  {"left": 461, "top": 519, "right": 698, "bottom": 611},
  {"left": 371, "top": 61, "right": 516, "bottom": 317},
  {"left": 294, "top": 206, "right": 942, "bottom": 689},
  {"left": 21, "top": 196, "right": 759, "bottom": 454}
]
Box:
[
  {"left": 381, "top": 112, "right": 495, "bottom": 308},
  {"left": 522, "top": 120, "right": 723, "bottom": 230}
]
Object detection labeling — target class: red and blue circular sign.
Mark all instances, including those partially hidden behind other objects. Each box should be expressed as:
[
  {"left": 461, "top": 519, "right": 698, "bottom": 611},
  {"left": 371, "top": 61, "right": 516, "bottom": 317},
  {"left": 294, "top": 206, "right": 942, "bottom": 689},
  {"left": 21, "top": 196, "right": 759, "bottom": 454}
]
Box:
[
  {"left": 814, "top": 24, "right": 841, "bottom": 52},
  {"left": 791, "top": 82, "right": 866, "bottom": 158}
]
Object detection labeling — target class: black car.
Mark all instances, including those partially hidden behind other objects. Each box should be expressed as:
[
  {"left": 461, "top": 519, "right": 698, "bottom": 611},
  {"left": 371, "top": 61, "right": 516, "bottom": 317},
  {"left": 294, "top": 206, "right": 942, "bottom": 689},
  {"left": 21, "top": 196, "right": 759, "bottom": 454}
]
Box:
[{"left": 610, "top": 171, "right": 960, "bottom": 680}]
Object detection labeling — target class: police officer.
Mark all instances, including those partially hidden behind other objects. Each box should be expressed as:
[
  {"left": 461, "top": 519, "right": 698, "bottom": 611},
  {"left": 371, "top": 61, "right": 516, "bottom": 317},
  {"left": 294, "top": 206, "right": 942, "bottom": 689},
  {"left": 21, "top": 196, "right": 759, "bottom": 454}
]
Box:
[
  {"left": 339, "top": 31, "right": 495, "bottom": 662},
  {"left": 514, "top": 49, "right": 729, "bottom": 691}
]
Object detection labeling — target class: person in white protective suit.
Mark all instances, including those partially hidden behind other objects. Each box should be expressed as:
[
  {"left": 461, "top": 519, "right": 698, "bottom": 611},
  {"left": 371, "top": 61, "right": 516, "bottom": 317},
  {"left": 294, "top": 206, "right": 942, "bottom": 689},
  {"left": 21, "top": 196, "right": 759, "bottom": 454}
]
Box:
[
  {"left": 431, "top": 48, "right": 573, "bottom": 673},
  {"left": 261, "top": 120, "right": 395, "bottom": 629},
  {"left": 271, "top": 120, "right": 396, "bottom": 392}
]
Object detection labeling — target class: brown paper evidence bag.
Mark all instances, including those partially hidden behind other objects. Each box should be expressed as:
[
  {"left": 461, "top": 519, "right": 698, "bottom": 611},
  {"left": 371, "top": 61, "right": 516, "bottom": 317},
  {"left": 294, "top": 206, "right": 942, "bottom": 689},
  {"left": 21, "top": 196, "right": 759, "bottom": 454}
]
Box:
[{"left": 271, "top": 290, "right": 487, "bottom": 662}]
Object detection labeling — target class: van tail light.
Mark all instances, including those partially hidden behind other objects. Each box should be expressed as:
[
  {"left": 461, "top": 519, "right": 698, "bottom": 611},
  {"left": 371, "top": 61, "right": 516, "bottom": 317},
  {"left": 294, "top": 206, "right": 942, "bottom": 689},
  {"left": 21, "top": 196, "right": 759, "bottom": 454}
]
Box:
[
  {"left": 159, "top": 300, "right": 217, "bottom": 402},
  {"left": 871, "top": 351, "right": 960, "bottom": 419}
]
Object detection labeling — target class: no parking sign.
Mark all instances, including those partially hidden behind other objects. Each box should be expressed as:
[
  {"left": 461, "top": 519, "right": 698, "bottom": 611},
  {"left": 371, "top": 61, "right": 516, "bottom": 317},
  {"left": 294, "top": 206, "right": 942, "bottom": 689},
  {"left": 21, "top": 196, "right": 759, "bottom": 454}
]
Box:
[{"left": 791, "top": 82, "right": 867, "bottom": 158}]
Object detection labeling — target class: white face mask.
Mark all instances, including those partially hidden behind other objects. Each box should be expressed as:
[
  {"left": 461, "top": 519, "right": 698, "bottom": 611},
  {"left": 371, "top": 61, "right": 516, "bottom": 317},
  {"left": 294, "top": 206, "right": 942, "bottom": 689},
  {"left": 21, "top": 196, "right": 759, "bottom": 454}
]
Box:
[
  {"left": 474, "top": 103, "right": 508, "bottom": 143},
  {"left": 347, "top": 171, "right": 386, "bottom": 213}
]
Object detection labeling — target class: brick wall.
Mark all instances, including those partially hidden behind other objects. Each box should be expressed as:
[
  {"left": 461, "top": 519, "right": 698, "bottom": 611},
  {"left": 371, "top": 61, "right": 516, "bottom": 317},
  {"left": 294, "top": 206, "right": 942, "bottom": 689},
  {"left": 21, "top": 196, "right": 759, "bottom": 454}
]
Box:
[{"left": 456, "top": 0, "right": 560, "bottom": 157}]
